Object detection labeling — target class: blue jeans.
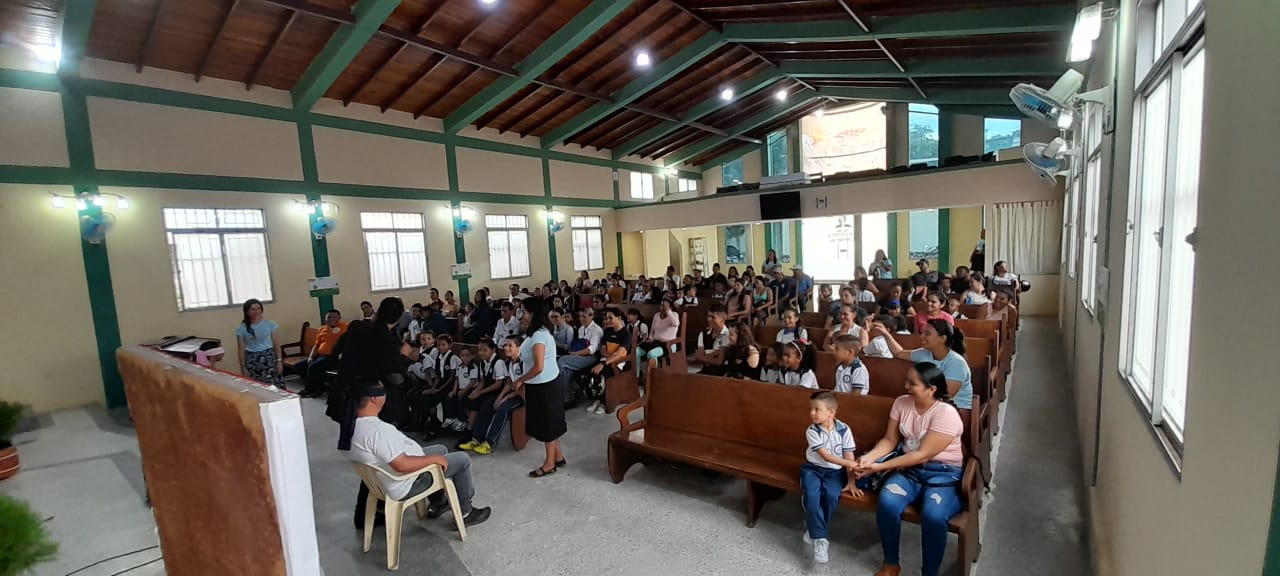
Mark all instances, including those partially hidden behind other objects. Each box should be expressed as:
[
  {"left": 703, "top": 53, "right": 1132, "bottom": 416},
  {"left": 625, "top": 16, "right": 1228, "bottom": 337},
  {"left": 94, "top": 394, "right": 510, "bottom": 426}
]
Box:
[
  {"left": 556, "top": 354, "right": 597, "bottom": 402},
  {"left": 800, "top": 463, "right": 847, "bottom": 540},
  {"left": 480, "top": 397, "right": 524, "bottom": 446},
  {"left": 294, "top": 355, "right": 334, "bottom": 386},
  {"left": 876, "top": 463, "right": 963, "bottom": 576}
]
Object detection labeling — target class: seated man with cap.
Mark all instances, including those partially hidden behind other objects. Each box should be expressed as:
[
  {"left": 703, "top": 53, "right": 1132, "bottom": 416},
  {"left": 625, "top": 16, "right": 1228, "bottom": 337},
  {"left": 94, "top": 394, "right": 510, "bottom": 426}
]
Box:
[
  {"left": 790, "top": 266, "right": 813, "bottom": 311},
  {"left": 345, "top": 380, "right": 491, "bottom": 528}
]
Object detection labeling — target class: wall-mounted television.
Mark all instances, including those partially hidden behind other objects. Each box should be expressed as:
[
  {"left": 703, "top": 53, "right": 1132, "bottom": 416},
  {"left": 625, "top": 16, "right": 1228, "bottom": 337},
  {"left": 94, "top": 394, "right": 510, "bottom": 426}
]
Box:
[{"left": 758, "top": 191, "right": 802, "bottom": 220}]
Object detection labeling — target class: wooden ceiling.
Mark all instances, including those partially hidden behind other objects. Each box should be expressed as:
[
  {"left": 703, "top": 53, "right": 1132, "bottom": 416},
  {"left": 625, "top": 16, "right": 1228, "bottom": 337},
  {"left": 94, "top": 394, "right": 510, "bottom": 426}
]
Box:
[{"left": 65, "top": 0, "right": 1075, "bottom": 167}]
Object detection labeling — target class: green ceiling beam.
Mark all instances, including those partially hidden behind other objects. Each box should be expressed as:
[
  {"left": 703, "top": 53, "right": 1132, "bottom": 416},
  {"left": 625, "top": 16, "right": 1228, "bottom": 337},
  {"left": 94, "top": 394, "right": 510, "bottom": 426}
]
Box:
[
  {"left": 611, "top": 69, "right": 783, "bottom": 160},
  {"left": 935, "top": 104, "right": 1023, "bottom": 118},
  {"left": 445, "top": 0, "right": 636, "bottom": 133},
  {"left": 667, "top": 89, "right": 817, "bottom": 167},
  {"left": 291, "top": 0, "right": 402, "bottom": 111},
  {"left": 699, "top": 141, "right": 757, "bottom": 172},
  {"left": 816, "top": 87, "right": 1012, "bottom": 106},
  {"left": 722, "top": 5, "right": 1074, "bottom": 43},
  {"left": 781, "top": 56, "right": 1065, "bottom": 79},
  {"left": 59, "top": 0, "right": 98, "bottom": 75},
  {"left": 541, "top": 33, "right": 727, "bottom": 149}
]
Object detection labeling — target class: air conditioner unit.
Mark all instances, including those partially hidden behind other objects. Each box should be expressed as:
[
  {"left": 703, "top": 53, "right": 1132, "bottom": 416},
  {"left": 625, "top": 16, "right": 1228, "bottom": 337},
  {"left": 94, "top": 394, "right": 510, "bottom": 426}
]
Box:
[{"left": 759, "top": 172, "right": 810, "bottom": 190}]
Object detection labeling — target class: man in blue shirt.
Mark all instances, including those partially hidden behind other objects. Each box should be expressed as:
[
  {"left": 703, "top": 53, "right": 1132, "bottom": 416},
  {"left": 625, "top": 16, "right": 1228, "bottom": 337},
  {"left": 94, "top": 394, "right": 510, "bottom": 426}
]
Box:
[{"left": 791, "top": 267, "right": 814, "bottom": 311}]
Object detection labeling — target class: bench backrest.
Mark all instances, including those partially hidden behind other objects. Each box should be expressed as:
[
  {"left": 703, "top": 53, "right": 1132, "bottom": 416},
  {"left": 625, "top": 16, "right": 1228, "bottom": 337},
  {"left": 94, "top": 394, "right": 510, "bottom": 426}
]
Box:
[
  {"left": 301, "top": 325, "right": 319, "bottom": 354},
  {"left": 813, "top": 352, "right": 911, "bottom": 398},
  {"left": 754, "top": 325, "right": 829, "bottom": 349},
  {"left": 959, "top": 304, "right": 990, "bottom": 320},
  {"left": 799, "top": 312, "right": 827, "bottom": 328},
  {"left": 647, "top": 369, "right": 894, "bottom": 457}
]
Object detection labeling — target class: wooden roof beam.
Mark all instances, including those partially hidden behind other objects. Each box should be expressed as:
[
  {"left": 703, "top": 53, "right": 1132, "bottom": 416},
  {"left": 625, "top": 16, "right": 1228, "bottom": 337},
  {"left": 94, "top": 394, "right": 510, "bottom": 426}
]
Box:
[
  {"left": 722, "top": 5, "right": 1075, "bottom": 43},
  {"left": 290, "top": 0, "right": 402, "bottom": 111},
  {"left": 195, "top": 0, "right": 242, "bottom": 82},
  {"left": 664, "top": 89, "right": 816, "bottom": 167}
]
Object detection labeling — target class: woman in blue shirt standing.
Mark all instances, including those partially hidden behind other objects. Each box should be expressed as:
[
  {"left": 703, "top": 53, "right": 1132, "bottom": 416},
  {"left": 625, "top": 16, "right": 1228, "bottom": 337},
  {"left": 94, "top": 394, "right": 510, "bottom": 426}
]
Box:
[
  {"left": 236, "top": 298, "right": 283, "bottom": 387},
  {"left": 511, "top": 296, "right": 564, "bottom": 478}
]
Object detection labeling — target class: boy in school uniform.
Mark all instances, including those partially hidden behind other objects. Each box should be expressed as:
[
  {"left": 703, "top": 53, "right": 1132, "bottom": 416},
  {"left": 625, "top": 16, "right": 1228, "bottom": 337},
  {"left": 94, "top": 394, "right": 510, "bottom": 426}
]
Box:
[
  {"left": 494, "top": 301, "right": 521, "bottom": 340},
  {"left": 695, "top": 304, "right": 731, "bottom": 375},
  {"left": 445, "top": 346, "right": 479, "bottom": 432},
  {"left": 433, "top": 336, "right": 463, "bottom": 431},
  {"left": 801, "top": 391, "right": 861, "bottom": 564},
  {"left": 831, "top": 334, "right": 870, "bottom": 395}
]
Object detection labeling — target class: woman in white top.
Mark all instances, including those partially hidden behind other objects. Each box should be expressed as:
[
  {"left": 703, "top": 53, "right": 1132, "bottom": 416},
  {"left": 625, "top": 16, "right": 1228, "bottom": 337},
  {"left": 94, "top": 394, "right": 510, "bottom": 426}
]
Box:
[
  {"left": 511, "top": 297, "right": 564, "bottom": 478},
  {"left": 824, "top": 306, "right": 869, "bottom": 352},
  {"left": 962, "top": 276, "right": 991, "bottom": 305},
  {"left": 762, "top": 249, "right": 782, "bottom": 274}
]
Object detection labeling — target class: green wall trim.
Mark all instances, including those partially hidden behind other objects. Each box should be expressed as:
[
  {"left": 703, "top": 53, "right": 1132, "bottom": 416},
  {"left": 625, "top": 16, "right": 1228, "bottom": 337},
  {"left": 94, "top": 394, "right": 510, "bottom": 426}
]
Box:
[
  {"left": 0, "top": 165, "right": 74, "bottom": 184},
  {"left": 938, "top": 110, "right": 956, "bottom": 161},
  {"left": 764, "top": 223, "right": 774, "bottom": 254},
  {"left": 297, "top": 120, "right": 333, "bottom": 319},
  {"left": 938, "top": 207, "right": 951, "bottom": 273},
  {"left": 887, "top": 213, "right": 899, "bottom": 268},
  {"left": 62, "top": 81, "right": 126, "bottom": 409},
  {"left": 1266, "top": 448, "right": 1280, "bottom": 576},
  {"left": 542, "top": 158, "right": 558, "bottom": 282},
  {"left": 291, "top": 0, "right": 401, "bottom": 111},
  {"left": 789, "top": 121, "right": 802, "bottom": 175}
]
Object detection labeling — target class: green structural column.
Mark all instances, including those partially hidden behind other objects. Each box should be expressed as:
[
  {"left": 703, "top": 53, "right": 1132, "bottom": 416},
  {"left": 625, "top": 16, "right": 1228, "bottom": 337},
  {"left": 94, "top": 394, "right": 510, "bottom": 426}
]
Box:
[
  {"left": 446, "top": 142, "right": 469, "bottom": 304},
  {"left": 1266, "top": 450, "right": 1280, "bottom": 576},
  {"left": 61, "top": 79, "right": 126, "bottom": 409},
  {"left": 789, "top": 121, "right": 802, "bottom": 175},
  {"left": 793, "top": 219, "right": 804, "bottom": 269},
  {"left": 541, "top": 158, "right": 559, "bottom": 283},
  {"left": 938, "top": 208, "right": 951, "bottom": 273},
  {"left": 296, "top": 120, "right": 332, "bottom": 320},
  {"left": 765, "top": 223, "right": 774, "bottom": 254},
  {"left": 615, "top": 232, "right": 624, "bottom": 276},
  {"left": 887, "top": 213, "right": 899, "bottom": 272},
  {"left": 938, "top": 110, "right": 956, "bottom": 163}
]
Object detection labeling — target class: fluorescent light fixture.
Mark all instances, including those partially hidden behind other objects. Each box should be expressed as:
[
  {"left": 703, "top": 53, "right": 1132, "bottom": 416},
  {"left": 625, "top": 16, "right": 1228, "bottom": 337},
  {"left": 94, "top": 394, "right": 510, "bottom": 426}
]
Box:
[
  {"left": 50, "top": 195, "right": 66, "bottom": 209},
  {"left": 719, "top": 88, "right": 734, "bottom": 101},
  {"left": 1056, "top": 109, "right": 1075, "bottom": 129},
  {"left": 814, "top": 108, "right": 825, "bottom": 118},
  {"left": 634, "top": 51, "right": 651, "bottom": 68},
  {"left": 479, "top": 0, "right": 497, "bottom": 4},
  {"left": 775, "top": 89, "right": 788, "bottom": 102},
  {"left": 1067, "top": 2, "right": 1103, "bottom": 62},
  {"left": 116, "top": 197, "right": 130, "bottom": 211}
]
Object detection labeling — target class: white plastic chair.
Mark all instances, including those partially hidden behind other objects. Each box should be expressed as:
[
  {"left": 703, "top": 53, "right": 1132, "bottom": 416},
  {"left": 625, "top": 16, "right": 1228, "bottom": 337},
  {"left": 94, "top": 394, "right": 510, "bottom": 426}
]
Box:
[{"left": 352, "top": 462, "right": 467, "bottom": 570}]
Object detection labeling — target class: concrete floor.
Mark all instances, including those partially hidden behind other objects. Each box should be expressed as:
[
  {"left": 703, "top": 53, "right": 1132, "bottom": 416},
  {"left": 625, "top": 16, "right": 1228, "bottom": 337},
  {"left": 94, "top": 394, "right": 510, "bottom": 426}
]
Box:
[{"left": 1, "top": 318, "right": 1088, "bottom": 576}]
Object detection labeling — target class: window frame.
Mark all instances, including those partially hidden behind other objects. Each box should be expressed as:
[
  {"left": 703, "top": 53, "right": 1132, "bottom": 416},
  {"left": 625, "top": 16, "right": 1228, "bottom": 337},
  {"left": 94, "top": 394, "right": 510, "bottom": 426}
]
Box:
[
  {"left": 981, "top": 116, "right": 1023, "bottom": 156},
  {"left": 163, "top": 207, "right": 275, "bottom": 312},
  {"left": 359, "top": 211, "right": 430, "bottom": 292},
  {"left": 570, "top": 215, "right": 605, "bottom": 272},
  {"left": 677, "top": 178, "right": 698, "bottom": 194},
  {"left": 766, "top": 129, "right": 789, "bottom": 176},
  {"left": 721, "top": 158, "right": 744, "bottom": 186},
  {"left": 1079, "top": 103, "right": 1105, "bottom": 314},
  {"left": 907, "top": 103, "right": 939, "bottom": 167},
  {"left": 1116, "top": 0, "right": 1204, "bottom": 465},
  {"left": 484, "top": 214, "right": 531, "bottom": 281},
  {"left": 628, "top": 171, "right": 655, "bottom": 200}
]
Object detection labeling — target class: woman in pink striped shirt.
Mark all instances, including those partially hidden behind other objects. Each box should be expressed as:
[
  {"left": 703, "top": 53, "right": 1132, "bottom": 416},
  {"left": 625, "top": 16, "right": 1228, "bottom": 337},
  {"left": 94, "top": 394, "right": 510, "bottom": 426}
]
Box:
[{"left": 636, "top": 298, "right": 681, "bottom": 372}]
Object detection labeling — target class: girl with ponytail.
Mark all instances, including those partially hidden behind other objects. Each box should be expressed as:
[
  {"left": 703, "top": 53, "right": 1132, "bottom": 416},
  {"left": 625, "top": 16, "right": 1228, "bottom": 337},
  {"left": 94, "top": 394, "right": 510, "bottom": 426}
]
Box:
[{"left": 871, "top": 318, "right": 973, "bottom": 419}]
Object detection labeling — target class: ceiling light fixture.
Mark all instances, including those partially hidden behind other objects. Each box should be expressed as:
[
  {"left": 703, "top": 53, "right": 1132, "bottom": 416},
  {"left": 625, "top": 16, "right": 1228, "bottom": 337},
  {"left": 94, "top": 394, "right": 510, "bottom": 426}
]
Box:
[
  {"left": 479, "top": 0, "right": 497, "bottom": 5},
  {"left": 814, "top": 107, "right": 825, "bottom": 118},
  {"left": 775, "top": 89, "right": 788, "bottom": 102},
  {"left": 1067, "top": 2, "right": 1103, "bottom": 63},
  {"left": 634, "top": 51, "right": 651, "bottom": 68},
  {"left": 719, "top": 88, "right": 734, "bottom": 101}
]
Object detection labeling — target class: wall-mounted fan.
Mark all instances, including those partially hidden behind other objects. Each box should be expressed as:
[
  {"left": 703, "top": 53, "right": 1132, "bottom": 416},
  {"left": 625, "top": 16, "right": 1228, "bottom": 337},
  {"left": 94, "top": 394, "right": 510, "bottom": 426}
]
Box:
[
  {"left": 80, "top": 212, "right": 116, "bottom": 244},
  {"left": 311, "top": 216, "right": 337, "bottom": 238},
  {"left": 1010, "top": 69, "right": 1113, "bottom": 130},
  {"left": 1023, "top": 138, "right": 1073, "bottom": 184}
]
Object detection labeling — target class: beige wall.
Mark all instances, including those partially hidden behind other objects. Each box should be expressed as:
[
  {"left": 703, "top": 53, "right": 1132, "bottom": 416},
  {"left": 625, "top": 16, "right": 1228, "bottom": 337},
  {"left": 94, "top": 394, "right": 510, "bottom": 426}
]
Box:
[
  {"left": 0, "top": 87, "right": 68, "bottom": 167},
  {"left": 88, "top": 98, "right": 303, "bottom": 180},
  {"left": 455, "top": 148, "right": 543, "bottom": 197},
  {"left": 948, "top": 206, "right": 983, "bottom": 271},
  {"left": 553, "top": 161, "right": 614, "bottom": 201},
  {"left": 618, "top": 231, "right": 644, "bottom": 278},
  {"left": 1061, "top": 2, "right": 1280, "bottom": 575},
  {"left": 313, "top": 127, "right": 449, "bottom": 190},
  {"left": 641, "top": 230, "right": 669, "bottom": 278},
  {"left": 0, "top": 185, "right": 103, "bottom": 412},
  {"left": 104, "top": 187, "right": 317, "bottom": 379}
]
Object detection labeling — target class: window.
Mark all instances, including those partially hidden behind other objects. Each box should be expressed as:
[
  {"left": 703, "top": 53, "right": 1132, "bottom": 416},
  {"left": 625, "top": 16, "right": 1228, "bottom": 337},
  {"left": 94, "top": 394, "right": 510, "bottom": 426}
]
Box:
[
  {"left": 721, "top": 158, "right": 744, "bottom": 186},
  {"left": 1118, "top": 0, "right": 1203, "bottom": 447},
  {"left": 629, "top": 171, "right": 654, "bottom": 200},
  {"left": 860, "top": 212, "right": 888, "bottom": 269},
  {"left": 766, "top": 129, "right": 789, "bottom": 176},
  {"left": 360, "top": 212, "right": 429, "bottom": 291},
  {"left": 1080, "top": 104, "right": 1104, "bottom": 311},
  {"left": 485, "top": 214, "right": 530, "bottom": 280},
  {"left": 801, "top": 215, "right": 855, "bottom": 280},
  {"left": 570, "top": 215, "right": 604, "bottom": 271},
  {"left": 983, "top": 117, "right": 1022, "bottom": 155},
  {"left": 908, "top": 103, "right": 939, "bottom": 166},
  {"left": 677, "top": 178, "right": 698, "bottom": 194},
  {"left": 1064, "top": 167, "right": 1079, "bottom": 279},
  {"left": 908, "top": 209, "right": 939, "bottom": 261},
  {"left": 803, "top": 102, "right": 887, "bottom": 175},
  {"left": 164, "top": 208, "right": 272, "bottom": 311}
]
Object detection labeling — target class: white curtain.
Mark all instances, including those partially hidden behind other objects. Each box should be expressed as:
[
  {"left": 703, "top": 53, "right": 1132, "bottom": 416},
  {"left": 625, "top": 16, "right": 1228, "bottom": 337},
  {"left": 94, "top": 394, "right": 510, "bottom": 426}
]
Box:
[{"left": 987, "top": 201, "right": 1063, "bottom": 275}]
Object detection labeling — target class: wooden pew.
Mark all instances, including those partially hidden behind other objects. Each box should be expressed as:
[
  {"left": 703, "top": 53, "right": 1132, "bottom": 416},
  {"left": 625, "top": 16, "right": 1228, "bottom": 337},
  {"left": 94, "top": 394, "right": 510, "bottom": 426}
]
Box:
[
  {"left": 754, "top": 324, "right": 829, "bottom": 349},
  {"left": 799, "top": 311, "right": 828, "bottom": 328},
  {"left": 609, "top": 370, "right": 981, "bottom": 576}
]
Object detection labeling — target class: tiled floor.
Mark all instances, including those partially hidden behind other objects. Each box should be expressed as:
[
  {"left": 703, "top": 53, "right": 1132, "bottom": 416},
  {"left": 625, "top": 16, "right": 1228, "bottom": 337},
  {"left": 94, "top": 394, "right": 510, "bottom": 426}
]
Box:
[{"left": 1, "top": 319, "right": 1088, "bottom": 576}]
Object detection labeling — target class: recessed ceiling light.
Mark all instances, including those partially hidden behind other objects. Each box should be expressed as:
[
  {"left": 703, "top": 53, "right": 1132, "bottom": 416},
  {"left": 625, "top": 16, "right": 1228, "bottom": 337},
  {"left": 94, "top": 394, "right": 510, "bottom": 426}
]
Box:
[
  {"left": 634, "top": 51, "right": 651, "bottom": 68},
  {"left": 814, "top": 108, "right": 825, "bottom": 118},
  {"left": 719, "top": 88, "right": 734, "bottom": 101},
  {"left": 479, "top": 0, "right": 497, "bottom": 5},
  {"left": 775, "top": 89, "right": 787, "bottom": 102}
]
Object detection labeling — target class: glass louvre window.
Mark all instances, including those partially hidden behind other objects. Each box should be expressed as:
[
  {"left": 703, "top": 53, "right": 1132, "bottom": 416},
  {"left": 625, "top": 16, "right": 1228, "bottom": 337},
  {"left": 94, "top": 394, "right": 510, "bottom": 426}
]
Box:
[
  {"left": 360, "top": 212, "right": 429, "bottom": 291},
  {"left": 570, "top": 215, "right": 604, "bottom": 271},
  {"left": 164, "top": 208, "right": 272, "bottom": 311},
  {"left": 485, "top": 214, "right": 530, "bottom": 280}
]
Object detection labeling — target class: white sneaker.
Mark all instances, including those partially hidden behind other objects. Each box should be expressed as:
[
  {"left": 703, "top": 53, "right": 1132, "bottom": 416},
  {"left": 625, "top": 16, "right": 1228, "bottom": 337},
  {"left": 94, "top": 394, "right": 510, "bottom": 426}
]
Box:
[
  {"left": 585, "top": 400, "right": 600, "bottom": 413},
  {"left": 593, "top": 403, "right": 606, "bottom": 415},
  {"left": 813, "top": 538, "right": 829, "bottom": 564},
  {"left": 452, "top": 420, "right": 467, "bottom": 432}
]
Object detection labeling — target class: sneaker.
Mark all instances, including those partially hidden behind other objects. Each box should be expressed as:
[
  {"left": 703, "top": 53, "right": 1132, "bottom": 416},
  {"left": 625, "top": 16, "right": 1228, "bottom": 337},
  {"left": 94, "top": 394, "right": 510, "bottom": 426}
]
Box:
[
  {"left": 813, "top": 538, "right": 829, "bottom": 564},
  {"left": 443, "top": 418, "right": 457, "bottom": 428},
  {"left": 451, "top": 420, "right": 467, "bottom": 432},
  {"left": 585, "top": 400, "right": 600, "bottom": 413},
  {"left": 593, "top": 403, "right": 606, "bottom": 415},
  {"left": 458, "top": 439, "right": 480, "bottom": 451},
  {"left": 460, "top": 506, "right": 491, "bottom": 527},
  {"left": 426, "top": 502, "right": 450, "bottom": 519},
  {"left": 473, "top": 442, "right": 493, "bottom": 455}
]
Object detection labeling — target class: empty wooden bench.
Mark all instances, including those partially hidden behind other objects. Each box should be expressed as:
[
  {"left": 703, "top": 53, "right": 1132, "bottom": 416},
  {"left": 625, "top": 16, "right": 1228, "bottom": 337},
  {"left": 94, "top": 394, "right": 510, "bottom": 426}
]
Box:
[{"left": 609, "top": 370, "right": 981, "bottom": 575}]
